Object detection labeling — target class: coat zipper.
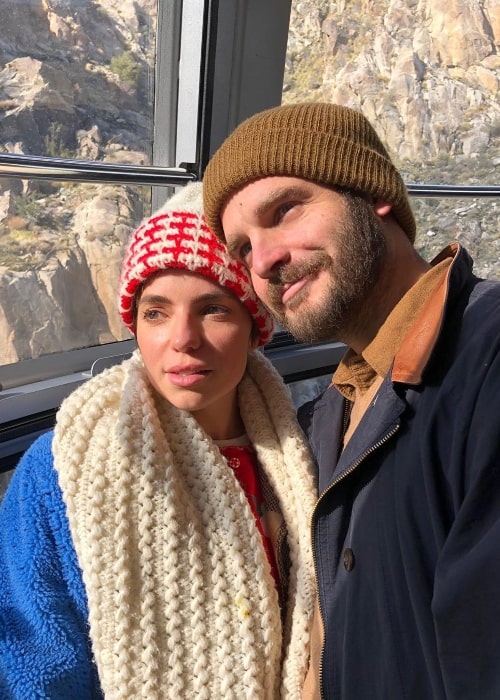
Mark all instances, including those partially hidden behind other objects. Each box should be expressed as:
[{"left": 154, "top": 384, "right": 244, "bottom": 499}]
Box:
[{"left": 311, "top": 421, "right": 400, "bottom": 699}]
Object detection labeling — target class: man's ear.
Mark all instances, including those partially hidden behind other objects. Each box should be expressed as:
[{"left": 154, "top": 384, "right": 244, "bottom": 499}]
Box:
[{"left": 373, "top": 199, "right": 393, "bottom": 218}]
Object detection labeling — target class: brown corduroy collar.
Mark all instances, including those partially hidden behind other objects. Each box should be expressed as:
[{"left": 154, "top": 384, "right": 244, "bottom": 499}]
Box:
[{"left": 333, "top": 244, "right": 460, "bottom": 400}]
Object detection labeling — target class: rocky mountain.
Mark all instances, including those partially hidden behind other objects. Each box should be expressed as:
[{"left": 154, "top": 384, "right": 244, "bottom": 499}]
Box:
[
  {"left": 285, "top": 0, "right": 499, "bottom": 274},
  {"left": 0, "top": 0, "right": 499, "bottom": 365},
  {"left": 0, "top": 0, "right": 156, "bottom": 363},
  {"left": 286, "top": 0, "right": 499, "bottom": 164}
]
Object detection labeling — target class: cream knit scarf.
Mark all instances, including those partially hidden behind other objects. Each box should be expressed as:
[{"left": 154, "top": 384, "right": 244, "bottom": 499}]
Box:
[{"left": 53, "top": 350, "right": 317, "bottom": 699}]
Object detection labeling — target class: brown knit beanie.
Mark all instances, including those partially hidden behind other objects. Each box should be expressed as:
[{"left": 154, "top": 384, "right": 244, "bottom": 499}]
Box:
[{"left": 203, "top": 102, "right": 416, "bottom": 243}]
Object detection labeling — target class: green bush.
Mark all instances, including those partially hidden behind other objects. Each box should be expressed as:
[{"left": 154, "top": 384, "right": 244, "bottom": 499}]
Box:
[{"left": 109, "top": 51, "right": 141, "bottom": 87}]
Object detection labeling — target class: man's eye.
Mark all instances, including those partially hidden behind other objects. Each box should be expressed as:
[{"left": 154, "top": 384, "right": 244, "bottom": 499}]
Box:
[
  {"left": 240, "top": 241, "right": 252, "bottom": 261},
  {"left": 277, "top": 202, "right": 295, "bottom": 219}
]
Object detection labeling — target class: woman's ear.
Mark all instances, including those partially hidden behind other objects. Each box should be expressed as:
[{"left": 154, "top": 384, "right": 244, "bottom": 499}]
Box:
[{"left": 248, "top": 324, "right": 260, "bottom": 351}]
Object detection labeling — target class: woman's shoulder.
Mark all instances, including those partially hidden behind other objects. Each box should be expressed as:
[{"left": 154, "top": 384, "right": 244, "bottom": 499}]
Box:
[
  {"left": 2, "top": 430, "right": 58, "bottom": 515},
  {"left": 15, "top": 429, "right": 55, "bottom": 476},
  {"left": 1, "top": 429, "right": 80, "bottom": 585}
]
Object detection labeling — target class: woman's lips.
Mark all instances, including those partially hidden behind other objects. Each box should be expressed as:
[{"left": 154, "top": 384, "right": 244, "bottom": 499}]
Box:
[{"left": 166, "top": 367, "right": 210, "bottom": 387}]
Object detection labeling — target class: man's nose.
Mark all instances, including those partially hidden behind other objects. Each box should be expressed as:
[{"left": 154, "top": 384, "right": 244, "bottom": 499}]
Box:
[{"left": 250, "top": 233, "right": 291, "bottom": 279}]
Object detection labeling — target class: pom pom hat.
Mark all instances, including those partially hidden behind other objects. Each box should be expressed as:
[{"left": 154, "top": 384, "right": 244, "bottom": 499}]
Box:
[
  {"left": 203, "top": 102, "right": 416, "bottom": 243},
  {"left": 118, "top": 182, "right": 274, "bottom": 346}
]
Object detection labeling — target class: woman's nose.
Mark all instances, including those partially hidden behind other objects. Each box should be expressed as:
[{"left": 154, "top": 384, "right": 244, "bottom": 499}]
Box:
[{"left": 171, "top": 314, "right": 202, "bottom": 352}]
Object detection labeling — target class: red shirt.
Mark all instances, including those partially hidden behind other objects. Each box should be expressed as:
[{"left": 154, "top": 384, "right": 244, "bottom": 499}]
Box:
[{"left": 219, "top": 443, "right": 280, "bottom": 588}]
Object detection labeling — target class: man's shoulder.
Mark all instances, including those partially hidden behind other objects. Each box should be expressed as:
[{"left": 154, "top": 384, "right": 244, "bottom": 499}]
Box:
[
  {"left": 297, "top": 385, "right": 343, "bottom": 434},
  {"left": 469, "top": 277, "right": 500, "bottom": 303},
  {"left": 460, "top": 276, "right": 500, "bottom": 334}
]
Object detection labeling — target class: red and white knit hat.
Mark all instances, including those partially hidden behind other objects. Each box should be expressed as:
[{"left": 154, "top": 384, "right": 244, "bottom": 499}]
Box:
[{"left": 118, "top": 182, "right": 274, "bottom": 346}]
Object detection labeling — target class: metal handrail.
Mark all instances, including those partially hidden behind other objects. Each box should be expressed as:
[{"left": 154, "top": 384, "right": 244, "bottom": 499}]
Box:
[
  {"left": 406, "top": 183, "right": 500, "bottom": 197},
  {"left": 0, "top": 152, "right": 498, "bottom": 195},
  {"left": 0, "top": 153, "right": 197, "bottom": 186}
]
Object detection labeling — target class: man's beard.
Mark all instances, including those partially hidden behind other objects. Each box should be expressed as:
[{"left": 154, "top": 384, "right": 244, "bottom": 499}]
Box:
[{"left": 265, "top": 194, "right": 388, "bottom": 343}]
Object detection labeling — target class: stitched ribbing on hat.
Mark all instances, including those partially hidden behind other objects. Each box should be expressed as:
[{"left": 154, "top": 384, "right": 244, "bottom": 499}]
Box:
[
  {"left": 53, "top": 350, "right": 316, "bottom": 699},
  {"left": 203, "top": 102, "right": 416, "bottom": 244}
]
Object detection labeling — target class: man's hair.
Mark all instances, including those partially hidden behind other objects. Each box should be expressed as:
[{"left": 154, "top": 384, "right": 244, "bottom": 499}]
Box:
[{"left": 203, "top": 102, "right": 416, "bottom": 243}]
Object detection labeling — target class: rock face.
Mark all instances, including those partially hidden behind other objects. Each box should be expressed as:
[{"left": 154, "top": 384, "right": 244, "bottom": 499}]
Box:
[
  {"left": 0, "top": 0, "right": 154, "bottom": 363},
  {"left": 285, "top": 0, "right": 500, "bottom": 280},
  {"left": 0, "top": 0, "right": 499, "bottom": 364},
  {"left": 286, "top": 0, "right": 499, "bottom": 165}
]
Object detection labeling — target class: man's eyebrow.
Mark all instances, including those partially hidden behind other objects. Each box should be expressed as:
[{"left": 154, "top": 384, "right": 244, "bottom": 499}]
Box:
[
  {"left": 254, "top": 185, "right": 310, "bottom": 218},
  {"left": 226, "top": 237, "right": 243, "bottom": 258}
]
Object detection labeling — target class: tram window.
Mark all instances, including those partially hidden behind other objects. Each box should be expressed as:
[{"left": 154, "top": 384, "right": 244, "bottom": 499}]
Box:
[
  {"left": 0, "top": 180, "right": 149, "bottom": 368},
  {"left": 0, "top": 1, "right": 191, "bottom": 390},
  {"left": 412, "top": 196, "right": 500, "bottom": 280},
  {"left": 283, "top": 0, "right": 499, "bottom": 260},
  {"left": 0, "top": 1, "right": 156, "bottom": 164}
]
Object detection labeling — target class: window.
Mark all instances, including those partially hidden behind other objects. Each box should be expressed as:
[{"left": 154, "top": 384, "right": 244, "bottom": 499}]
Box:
[{"left": 0, "top": 0, "right": 199, "bottom": 392}]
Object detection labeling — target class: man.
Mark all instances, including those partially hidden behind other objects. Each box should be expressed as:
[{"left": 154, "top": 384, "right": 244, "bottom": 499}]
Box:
[{"left": 202, "top": 102, "right": 500, "bottom": 699}]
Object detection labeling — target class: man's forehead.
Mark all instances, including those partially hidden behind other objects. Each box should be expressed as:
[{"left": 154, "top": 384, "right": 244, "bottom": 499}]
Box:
[{"left": 225, "top": 177, "right": 314, "bottom": 216}]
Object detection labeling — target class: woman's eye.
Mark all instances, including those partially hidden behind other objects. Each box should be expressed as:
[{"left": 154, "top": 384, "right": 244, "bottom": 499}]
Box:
[
  {"left": 142, "top": 309, "right": 163, "bottom": 321},
  {"left": 204, "top": 304, "right": 228, "bottom": 316}
]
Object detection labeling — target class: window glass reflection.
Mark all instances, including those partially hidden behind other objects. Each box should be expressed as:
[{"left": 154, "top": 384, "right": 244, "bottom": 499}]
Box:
[
  {"left": 0, "top": 180, "right": 150, "bottom": 366},
  {"left": 288, "top": 374, "right": 332, "bottom": 410},
  {"left": 0, "top": 0, "right": 156, "bottom": 164}
]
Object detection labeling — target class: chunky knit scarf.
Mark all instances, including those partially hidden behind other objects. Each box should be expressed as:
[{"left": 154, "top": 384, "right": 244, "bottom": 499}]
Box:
[{"left": 53, "top": 350, "right": 316, "bottom": 699}]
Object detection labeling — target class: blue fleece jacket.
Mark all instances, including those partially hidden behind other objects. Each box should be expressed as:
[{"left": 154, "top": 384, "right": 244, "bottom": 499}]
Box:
[{"left": 0, "top": 431, "right": 103, "bottom": 699}]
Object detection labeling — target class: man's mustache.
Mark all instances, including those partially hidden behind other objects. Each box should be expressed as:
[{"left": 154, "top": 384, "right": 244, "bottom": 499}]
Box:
[{"left": 267, "top": 252, "right": 331, "bottom": 300}]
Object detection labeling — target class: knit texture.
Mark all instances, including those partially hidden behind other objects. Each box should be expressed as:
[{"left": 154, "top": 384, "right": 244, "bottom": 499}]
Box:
[
  {"left": 203, "top": 102, "right": 416, "bottom": 242},
  {"left": 52, "top": 350, "right": 316, "bottom": 699},
  {"left": 0, "top": 432, "right": 102, "bottom": 699},
  {"left": 118, "top": 182, "right": 273, "bottom": 345}
]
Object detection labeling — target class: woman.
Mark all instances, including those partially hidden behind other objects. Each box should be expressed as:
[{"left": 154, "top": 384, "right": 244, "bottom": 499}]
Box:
[{"left": 0, "top": 183, "right": 316, "bottom": 699}]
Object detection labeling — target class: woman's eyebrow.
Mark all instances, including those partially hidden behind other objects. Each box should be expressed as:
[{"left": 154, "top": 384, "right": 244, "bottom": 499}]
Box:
[
  {"left": 193, "top": 291, "right": 235, "bottom": 303},
  {"left": 137, "top": 294, "right": 171, "bottom": 306},
  {"left": 138, "top": 291, "right": 234, "bottom": 306}
]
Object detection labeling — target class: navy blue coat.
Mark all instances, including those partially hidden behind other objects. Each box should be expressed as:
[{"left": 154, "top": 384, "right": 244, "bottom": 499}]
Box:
[{"left": 299, "top": 247, "right": 500, "bottom": 699}]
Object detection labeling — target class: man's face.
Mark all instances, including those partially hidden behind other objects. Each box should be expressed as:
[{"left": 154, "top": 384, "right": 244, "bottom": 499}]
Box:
[{"left": 221, "top": 176, "right": 388, "bottom": 343}]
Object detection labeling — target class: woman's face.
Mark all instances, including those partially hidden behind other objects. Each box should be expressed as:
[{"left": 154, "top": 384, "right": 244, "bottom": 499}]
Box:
[{"left": 135, "top": 270, "right": 256, "bottom": 439}]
